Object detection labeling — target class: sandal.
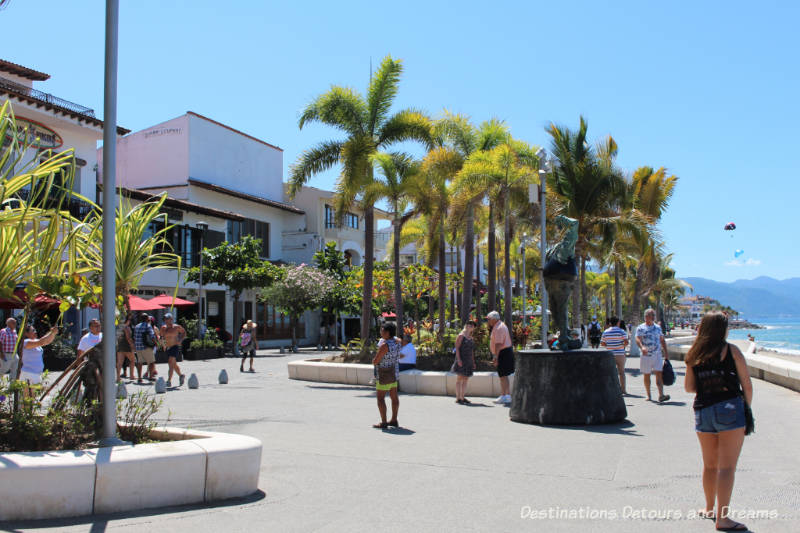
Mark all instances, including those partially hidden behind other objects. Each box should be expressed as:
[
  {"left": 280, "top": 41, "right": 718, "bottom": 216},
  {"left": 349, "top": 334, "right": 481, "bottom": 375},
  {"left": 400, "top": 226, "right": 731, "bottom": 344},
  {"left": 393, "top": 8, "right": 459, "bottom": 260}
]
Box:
[
  {"left": 455, "top": 399, "right": 464, "bottom": 404},
  {"left": 462, "top": 398, "right": 472, "bottom": 404},
  {"left": 372, "top": 422, "right": 388, "bottom": 429},
  {"left": 388, "top": 420, "right": 399, "bottom": 427},
  {"left": 716, "top": 521, "right": 747, "bottom": 531},
  {"left": 658, "top": 394, "right": 671, "bottom": 403}
]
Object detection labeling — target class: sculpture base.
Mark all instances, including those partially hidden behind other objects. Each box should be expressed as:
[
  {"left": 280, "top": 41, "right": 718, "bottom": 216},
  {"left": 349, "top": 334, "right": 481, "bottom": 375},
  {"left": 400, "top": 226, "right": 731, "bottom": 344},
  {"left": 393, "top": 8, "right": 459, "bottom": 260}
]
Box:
[{"left": 510, "top": 349, "right": 627, "bottom": 425}]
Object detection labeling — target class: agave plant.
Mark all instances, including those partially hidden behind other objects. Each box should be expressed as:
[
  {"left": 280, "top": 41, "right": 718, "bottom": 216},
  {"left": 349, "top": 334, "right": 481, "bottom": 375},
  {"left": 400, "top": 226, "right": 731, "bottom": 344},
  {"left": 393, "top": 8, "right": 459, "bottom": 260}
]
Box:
[{"left": 80, "top": 194, "right": 181, "bottom": 316}]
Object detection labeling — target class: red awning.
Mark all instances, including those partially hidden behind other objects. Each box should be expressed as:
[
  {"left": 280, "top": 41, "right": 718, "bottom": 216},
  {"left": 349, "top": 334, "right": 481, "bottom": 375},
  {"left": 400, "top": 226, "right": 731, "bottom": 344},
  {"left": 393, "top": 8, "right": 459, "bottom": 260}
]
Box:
[
  {"left": 0, "top": 289, "right": 60, "bottom": 310},
  {"left": 148, "top": 294, "right": 196, "bottom": 308},
  {"left": 128, "top": 295, "right": 165, "bottom": 311}
]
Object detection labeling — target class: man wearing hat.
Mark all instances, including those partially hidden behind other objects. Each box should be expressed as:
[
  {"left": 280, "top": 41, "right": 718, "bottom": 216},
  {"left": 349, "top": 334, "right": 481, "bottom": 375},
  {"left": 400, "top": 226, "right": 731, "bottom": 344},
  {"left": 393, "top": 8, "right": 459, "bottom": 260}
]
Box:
[
  {"left": 134, "top": 313, "right": 158, "bottom": 382},
  {"left": 486, "top": 311, "right": 514, "bottom": 404},
  {"left": 160, "top": 313, "right": 186, "bottom": 387}
]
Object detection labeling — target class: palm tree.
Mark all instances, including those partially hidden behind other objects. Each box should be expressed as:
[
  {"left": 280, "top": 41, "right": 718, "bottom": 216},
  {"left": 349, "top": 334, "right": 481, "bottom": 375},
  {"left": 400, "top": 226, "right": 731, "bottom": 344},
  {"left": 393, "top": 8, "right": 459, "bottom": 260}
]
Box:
[
  {"left": 547, "top": 116, "right": 626, "bottom": 327},
  {"left": 457, "top": 139, "right": 539, "bottom": 325},
  {"left": 627, "top": 166, "right": 678, "bottom": 327},
  {"left": 288, "top": 55, "right": 432, "bottom": 343},
  {"left": 449, "top": 117, "right": 510, "bottom": 323},
  {"left": 421, "top": 145, "right": 462, "bottom": 340},
  {"left": 367, "top": 152, "right": 420, "bottom": 326}
]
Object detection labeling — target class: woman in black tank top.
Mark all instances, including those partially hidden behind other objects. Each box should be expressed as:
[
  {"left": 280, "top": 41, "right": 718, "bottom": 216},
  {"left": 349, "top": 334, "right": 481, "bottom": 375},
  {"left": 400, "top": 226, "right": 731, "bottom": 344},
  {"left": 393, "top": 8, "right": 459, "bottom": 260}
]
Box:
[{"left": 684, "top": 312, "right": 753, "bottom": 531}]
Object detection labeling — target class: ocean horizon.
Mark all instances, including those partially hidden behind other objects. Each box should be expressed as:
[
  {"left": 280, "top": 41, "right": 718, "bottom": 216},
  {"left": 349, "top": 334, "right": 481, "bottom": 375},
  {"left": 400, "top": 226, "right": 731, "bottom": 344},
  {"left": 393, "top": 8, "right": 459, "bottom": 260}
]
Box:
[{"left": 727, "top": 316, "right": 800, "bottom": 356}]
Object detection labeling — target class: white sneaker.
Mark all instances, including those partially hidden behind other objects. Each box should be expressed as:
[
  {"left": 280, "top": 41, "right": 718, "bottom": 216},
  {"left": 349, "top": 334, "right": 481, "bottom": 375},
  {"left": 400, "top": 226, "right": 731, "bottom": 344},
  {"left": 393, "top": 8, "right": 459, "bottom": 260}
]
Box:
[
  {"left": 493, "top": 395, "right": 505, "bottom": 404},
  {"left": 502, "top": 394, "right": 512, "bottom": 404}
]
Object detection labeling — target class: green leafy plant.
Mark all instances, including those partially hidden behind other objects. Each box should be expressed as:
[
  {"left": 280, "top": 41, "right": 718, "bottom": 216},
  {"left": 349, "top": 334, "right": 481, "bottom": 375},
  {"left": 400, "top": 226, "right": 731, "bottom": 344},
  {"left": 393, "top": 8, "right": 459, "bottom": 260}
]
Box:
[{"left": 117, "top": 391, "right": 167, "bottom": 444}]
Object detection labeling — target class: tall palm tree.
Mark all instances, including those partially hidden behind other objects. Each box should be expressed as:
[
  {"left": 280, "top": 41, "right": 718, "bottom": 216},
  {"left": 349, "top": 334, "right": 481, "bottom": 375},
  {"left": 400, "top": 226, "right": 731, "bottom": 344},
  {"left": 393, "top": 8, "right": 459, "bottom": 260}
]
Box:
[
  {"left": 457, "top": 139, "right": 539, "bottom": 325},
  {"left": 449, "top": 117, "right": 510, "bottom": 323},
  {"left": 288, "top": 55, "right": 432, "bottom": 343},
  {"left": 421, "top": 145, "right": 462, "bottom": 340},
  {"left": 367, "top": 152, "right": 420, "bottom": 326},
  {"left": 627, "top": 166, "right": 678, "bottom": 327},
  {"left": 547, "top": 116, "right": 626, "bottom": 327}
]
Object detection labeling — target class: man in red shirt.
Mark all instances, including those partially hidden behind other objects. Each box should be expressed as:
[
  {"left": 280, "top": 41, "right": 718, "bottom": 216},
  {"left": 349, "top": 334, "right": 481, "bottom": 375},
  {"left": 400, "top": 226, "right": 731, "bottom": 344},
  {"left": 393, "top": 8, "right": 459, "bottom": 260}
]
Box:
[{"left": 0, "top": 317, "right": 19, "bottom": 378}]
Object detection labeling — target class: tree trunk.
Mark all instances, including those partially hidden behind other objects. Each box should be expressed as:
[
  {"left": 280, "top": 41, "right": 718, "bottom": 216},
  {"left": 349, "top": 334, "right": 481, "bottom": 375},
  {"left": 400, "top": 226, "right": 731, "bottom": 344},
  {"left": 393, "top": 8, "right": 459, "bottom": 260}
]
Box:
[
  {"left": 580, "top": 255, "right": 587, "bottom": 326},
  {"left": 360, "top": 206, "right": 375, "bottom": 344},
  {"left": 503, "top": 196, "right": 512, "bottom": 326},
  {"left": 456, "top": 240, "right": 462, "bottom": 318},
  {"left": 571, "top": 277, "right": 580, "bottom": 329},
  {"left": 291, "top": 315, "right": 297, "bottom": 349},
  {"left": 393, "top": 216, "right": 403, "bottom": 328},
  {"left": 449, "top": 243, "right": 456, "bottom": 321},
  {"left": 487, "top": 204, "right": 496, "bottom": 315},
  {"left": 438, "top": 216, "right": 446, "bottom": 341},
  {"left": 461, "top": 203, "right": 474, "bottom": 324},
  {"left": 233, "top": 294, "right": 241, "bottom": 356},
  {"left": 614, "top": 259, "right": 622, "bottom": 319},
  {"left": 474, "top": 245, "right": 481, "bottom": 326}
]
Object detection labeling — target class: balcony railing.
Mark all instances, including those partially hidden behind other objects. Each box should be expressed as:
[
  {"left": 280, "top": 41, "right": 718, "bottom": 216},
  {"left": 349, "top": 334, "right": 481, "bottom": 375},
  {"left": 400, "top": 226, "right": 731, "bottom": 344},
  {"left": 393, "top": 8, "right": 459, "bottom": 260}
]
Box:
[{"left": 0, "top": 76, "right": 96, "bottom": 117}]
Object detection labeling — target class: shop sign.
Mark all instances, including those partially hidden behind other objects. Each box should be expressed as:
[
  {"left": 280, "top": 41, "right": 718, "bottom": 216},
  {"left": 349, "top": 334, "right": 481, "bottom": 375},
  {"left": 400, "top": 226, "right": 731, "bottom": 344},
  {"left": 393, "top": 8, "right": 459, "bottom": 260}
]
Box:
[{"left": 11, "top": 116, "right": 63, "bottom": 149}]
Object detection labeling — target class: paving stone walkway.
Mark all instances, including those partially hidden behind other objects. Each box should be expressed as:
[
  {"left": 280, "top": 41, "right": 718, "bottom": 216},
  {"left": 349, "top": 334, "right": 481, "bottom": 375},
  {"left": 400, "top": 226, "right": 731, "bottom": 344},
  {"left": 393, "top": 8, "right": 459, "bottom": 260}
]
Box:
[{"left": 4, "top": 350, "right": 799, "bottom": 532}]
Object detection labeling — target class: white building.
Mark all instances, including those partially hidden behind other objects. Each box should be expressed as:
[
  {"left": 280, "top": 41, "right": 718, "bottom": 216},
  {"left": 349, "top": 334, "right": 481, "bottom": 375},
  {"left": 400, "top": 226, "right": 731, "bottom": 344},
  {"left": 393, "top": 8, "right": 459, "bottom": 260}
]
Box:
[
  {"left": 0, "top": 58, "right": 129, "bottom": 336},
  {"left": 99, "top": 112, "right": 315, "bottom": 346},
  {"left": 282, "top": 185, "right": 391, "bottom": 267},
  {"left": 0, "top": 58, "right": 129, "bottom": 202}
]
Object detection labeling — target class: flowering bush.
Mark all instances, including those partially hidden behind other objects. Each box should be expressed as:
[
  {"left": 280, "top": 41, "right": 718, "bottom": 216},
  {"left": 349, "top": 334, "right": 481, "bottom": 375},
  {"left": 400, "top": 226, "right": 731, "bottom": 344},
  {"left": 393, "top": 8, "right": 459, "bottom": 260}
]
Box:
[{"left": 260, "top": 264, "right": 336, "bottom": 347}]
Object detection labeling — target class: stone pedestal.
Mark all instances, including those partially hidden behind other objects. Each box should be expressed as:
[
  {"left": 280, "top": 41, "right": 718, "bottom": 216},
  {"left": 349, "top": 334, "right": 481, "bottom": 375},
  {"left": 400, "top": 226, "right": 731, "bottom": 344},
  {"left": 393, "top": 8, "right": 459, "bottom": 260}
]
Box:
[{"left": 510, "top": 349, "right": 627, "bottom": 425}]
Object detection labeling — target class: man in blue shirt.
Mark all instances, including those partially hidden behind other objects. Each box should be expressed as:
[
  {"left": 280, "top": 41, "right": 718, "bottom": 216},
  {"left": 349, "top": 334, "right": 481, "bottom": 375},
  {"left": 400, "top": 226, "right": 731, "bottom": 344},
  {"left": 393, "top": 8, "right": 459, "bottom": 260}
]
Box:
[
  {"left": 133, "top": 313, "right": 157, "bottom": 382},
  {"left": 635, "top": 308, "right": 670, "bottom": 403}
]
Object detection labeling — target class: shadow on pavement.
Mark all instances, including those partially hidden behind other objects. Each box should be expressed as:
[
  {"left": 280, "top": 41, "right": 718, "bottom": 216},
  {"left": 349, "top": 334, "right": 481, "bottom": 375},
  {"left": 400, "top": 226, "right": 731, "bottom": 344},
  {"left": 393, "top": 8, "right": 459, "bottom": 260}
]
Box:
[
  {"left": 556, "top": 419, "right": 642, "bottom": 436},
  {"left": 306, "top": 384, "right": 374, "bottom": 392},
  {"left": 382, "top": 427, "right": 415, "bottom": 436},
  {"left": 0, "top": 491, "right": 267, "bottom": 531}
]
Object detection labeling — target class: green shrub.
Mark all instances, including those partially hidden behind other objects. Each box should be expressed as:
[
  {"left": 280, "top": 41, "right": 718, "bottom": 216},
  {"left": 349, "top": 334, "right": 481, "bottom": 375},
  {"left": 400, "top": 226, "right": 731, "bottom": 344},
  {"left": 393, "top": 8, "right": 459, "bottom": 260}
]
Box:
[{"left": 117, "top": 391, "right": 167, "bottom": 444}]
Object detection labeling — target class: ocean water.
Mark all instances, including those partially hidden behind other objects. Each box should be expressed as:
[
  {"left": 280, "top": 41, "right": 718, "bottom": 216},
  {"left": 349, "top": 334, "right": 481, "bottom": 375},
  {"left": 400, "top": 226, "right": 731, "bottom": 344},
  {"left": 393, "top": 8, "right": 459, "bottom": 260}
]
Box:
[{"left": 726, "top": 317, "right": 800, "bottom": 356}]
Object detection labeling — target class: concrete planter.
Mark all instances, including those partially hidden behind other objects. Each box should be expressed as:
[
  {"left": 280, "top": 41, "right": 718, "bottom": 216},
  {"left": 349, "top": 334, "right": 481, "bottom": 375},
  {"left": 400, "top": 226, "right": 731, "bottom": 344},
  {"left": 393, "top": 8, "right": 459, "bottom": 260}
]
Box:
[
  {"left": 288, "top": 359, "right": 513, "bottom": 397},
  {"left": 0, "top": 427, "right": 262, "bottom": 521}
]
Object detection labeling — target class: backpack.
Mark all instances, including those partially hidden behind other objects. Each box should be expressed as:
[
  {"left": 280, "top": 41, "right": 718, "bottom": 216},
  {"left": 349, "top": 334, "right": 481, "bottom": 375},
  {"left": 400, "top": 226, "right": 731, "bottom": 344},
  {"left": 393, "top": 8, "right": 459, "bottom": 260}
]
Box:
[{"left": 589, "top": 322, "right": 601, "bottom": 337}]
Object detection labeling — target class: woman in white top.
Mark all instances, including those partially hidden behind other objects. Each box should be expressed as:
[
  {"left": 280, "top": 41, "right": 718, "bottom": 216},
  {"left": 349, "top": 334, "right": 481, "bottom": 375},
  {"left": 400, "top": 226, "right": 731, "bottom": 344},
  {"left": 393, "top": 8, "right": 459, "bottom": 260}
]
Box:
[{"left": 20, "top": 324, "right": 58, "bottom": 394}]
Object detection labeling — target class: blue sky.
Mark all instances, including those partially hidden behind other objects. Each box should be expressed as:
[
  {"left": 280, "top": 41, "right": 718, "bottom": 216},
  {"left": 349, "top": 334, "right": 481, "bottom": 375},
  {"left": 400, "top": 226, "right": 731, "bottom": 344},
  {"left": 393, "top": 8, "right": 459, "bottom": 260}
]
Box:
[{"left": 2, "top": 0, "right": 797, "bottom": 283}]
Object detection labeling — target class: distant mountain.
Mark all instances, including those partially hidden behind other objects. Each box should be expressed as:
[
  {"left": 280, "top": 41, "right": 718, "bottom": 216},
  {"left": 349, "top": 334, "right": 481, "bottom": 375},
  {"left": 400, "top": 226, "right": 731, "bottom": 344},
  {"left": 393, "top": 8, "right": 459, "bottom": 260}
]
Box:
[{"left": 682, "top": 277, "right": 800, "bottom": 318}]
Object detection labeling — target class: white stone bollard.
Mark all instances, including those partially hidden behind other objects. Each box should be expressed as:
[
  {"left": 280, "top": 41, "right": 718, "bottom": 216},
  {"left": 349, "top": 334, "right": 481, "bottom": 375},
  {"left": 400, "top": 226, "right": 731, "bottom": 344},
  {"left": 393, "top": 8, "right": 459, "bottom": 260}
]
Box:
[
  {"left": 154, "top": 377, "right": 167, "bottom": 394},
  {"left": 116, "top": 381, "right": 128, "bottom": 399},
  {"left": 218, "top": 369, "right": 228, "bottom": 384},
  {"left": 188, "top": 373, "right": 199, "bottom": 389},
  {"left": 317, "top": 344, "right": 322, "bottom": 351}
]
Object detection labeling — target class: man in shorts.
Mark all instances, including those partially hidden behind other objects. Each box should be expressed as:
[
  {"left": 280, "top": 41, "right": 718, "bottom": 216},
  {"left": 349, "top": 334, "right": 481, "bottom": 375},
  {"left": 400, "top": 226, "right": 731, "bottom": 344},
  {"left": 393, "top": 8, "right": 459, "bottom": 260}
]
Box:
[
  {"left": 160, "top": 313, "right": 186, "bottom": 387},
  {"left": 133, "top": 314, "right": 157, "bottom": 382},
  {"left": 601, "top": 316, "right": 629, "bottom": 394},
  {"left": 487, "top": 311, "right": 514, "bottom": 404},
  {"left": 0, "top": 317, "right": 19, "bottom": 379},
  {"left": 635, "top": 308, "right": 670, "bottom": 403}
]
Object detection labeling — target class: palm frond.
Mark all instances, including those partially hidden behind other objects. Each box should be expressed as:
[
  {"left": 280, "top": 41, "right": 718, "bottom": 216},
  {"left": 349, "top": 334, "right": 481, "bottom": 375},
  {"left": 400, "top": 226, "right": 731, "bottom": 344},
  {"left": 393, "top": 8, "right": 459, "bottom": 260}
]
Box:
[
  {"left": 366, "top": 55, "right": 403, "bottom": 133},
  {"left": 287, "top": 140, "right": 344, "bottom": 197}
]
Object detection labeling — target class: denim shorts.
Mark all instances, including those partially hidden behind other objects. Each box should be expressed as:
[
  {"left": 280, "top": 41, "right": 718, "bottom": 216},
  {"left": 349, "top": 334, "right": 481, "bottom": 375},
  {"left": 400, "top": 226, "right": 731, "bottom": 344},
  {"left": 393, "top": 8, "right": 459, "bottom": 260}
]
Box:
[{"left": 694, "top": 396, "right": 746, "bottom": 433}]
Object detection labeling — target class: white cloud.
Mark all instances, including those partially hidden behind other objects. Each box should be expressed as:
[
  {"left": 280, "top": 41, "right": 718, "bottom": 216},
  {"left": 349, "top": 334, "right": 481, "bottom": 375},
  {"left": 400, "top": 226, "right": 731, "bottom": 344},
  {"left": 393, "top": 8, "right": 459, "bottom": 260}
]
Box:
[{"left": 724, "top": 258, "right": 762, "bottom": 267}]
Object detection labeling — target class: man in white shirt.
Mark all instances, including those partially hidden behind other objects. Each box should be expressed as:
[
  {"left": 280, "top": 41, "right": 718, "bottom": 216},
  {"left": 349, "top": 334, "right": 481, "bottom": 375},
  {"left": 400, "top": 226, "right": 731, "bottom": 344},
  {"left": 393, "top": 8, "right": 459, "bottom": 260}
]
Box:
[
  {"left": 77, "top": 319, "right": 103, "bottom": 357},
  {"left": 398, "top": 334, "right": 416, "bottom": 371}
]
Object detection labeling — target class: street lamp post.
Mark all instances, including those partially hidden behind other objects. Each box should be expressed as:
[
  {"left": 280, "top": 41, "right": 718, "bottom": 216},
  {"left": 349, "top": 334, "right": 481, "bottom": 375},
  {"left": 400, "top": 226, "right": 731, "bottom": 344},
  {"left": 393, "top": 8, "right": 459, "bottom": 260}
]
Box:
[
  {"left": 100, "top": 0, "right": 121, "bottom": 446},
  {"left": 196, "top": 221, "right": 208, "bottom": 341},
  {"left": 536, "top": 148, "right": 550, "bottom": 346}
]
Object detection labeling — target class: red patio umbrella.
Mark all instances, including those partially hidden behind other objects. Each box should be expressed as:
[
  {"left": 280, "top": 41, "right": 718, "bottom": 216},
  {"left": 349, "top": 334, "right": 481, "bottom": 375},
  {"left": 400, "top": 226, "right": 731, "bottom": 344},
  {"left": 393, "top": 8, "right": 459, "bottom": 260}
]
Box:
[
  {"left": 0, "top": 289, "right": 60, "bottom": 310},
  {"left": 148, "top": 294, "right": 196, "bottom": 308},
  {"left": 381, "top": 312, "right": 397, "bottom": 318},
  {"left": 128, "top": 295, "right": 165, "bottom": 311}
]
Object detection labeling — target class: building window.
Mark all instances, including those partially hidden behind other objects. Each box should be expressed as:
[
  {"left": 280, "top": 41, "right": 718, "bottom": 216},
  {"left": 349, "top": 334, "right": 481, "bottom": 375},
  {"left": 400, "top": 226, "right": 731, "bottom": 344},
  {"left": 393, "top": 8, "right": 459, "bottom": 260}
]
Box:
[
  {"left": 399, "top": 254, "right": 416, "bottom": 266},
  {"left": 325, "top": 205, "right": 336, "bottom": 229},
  {"left": 445, "top": 251, "right": 458, "bottom": 268},
  {"left": 346, "top": 213, "right": 359, "bottom": 229},
  {"left": 227, "top": 218, "right": 270, "bottom": 258},
  {"left": 256, "top": 302, "right": 305, "bottom": 340}
]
